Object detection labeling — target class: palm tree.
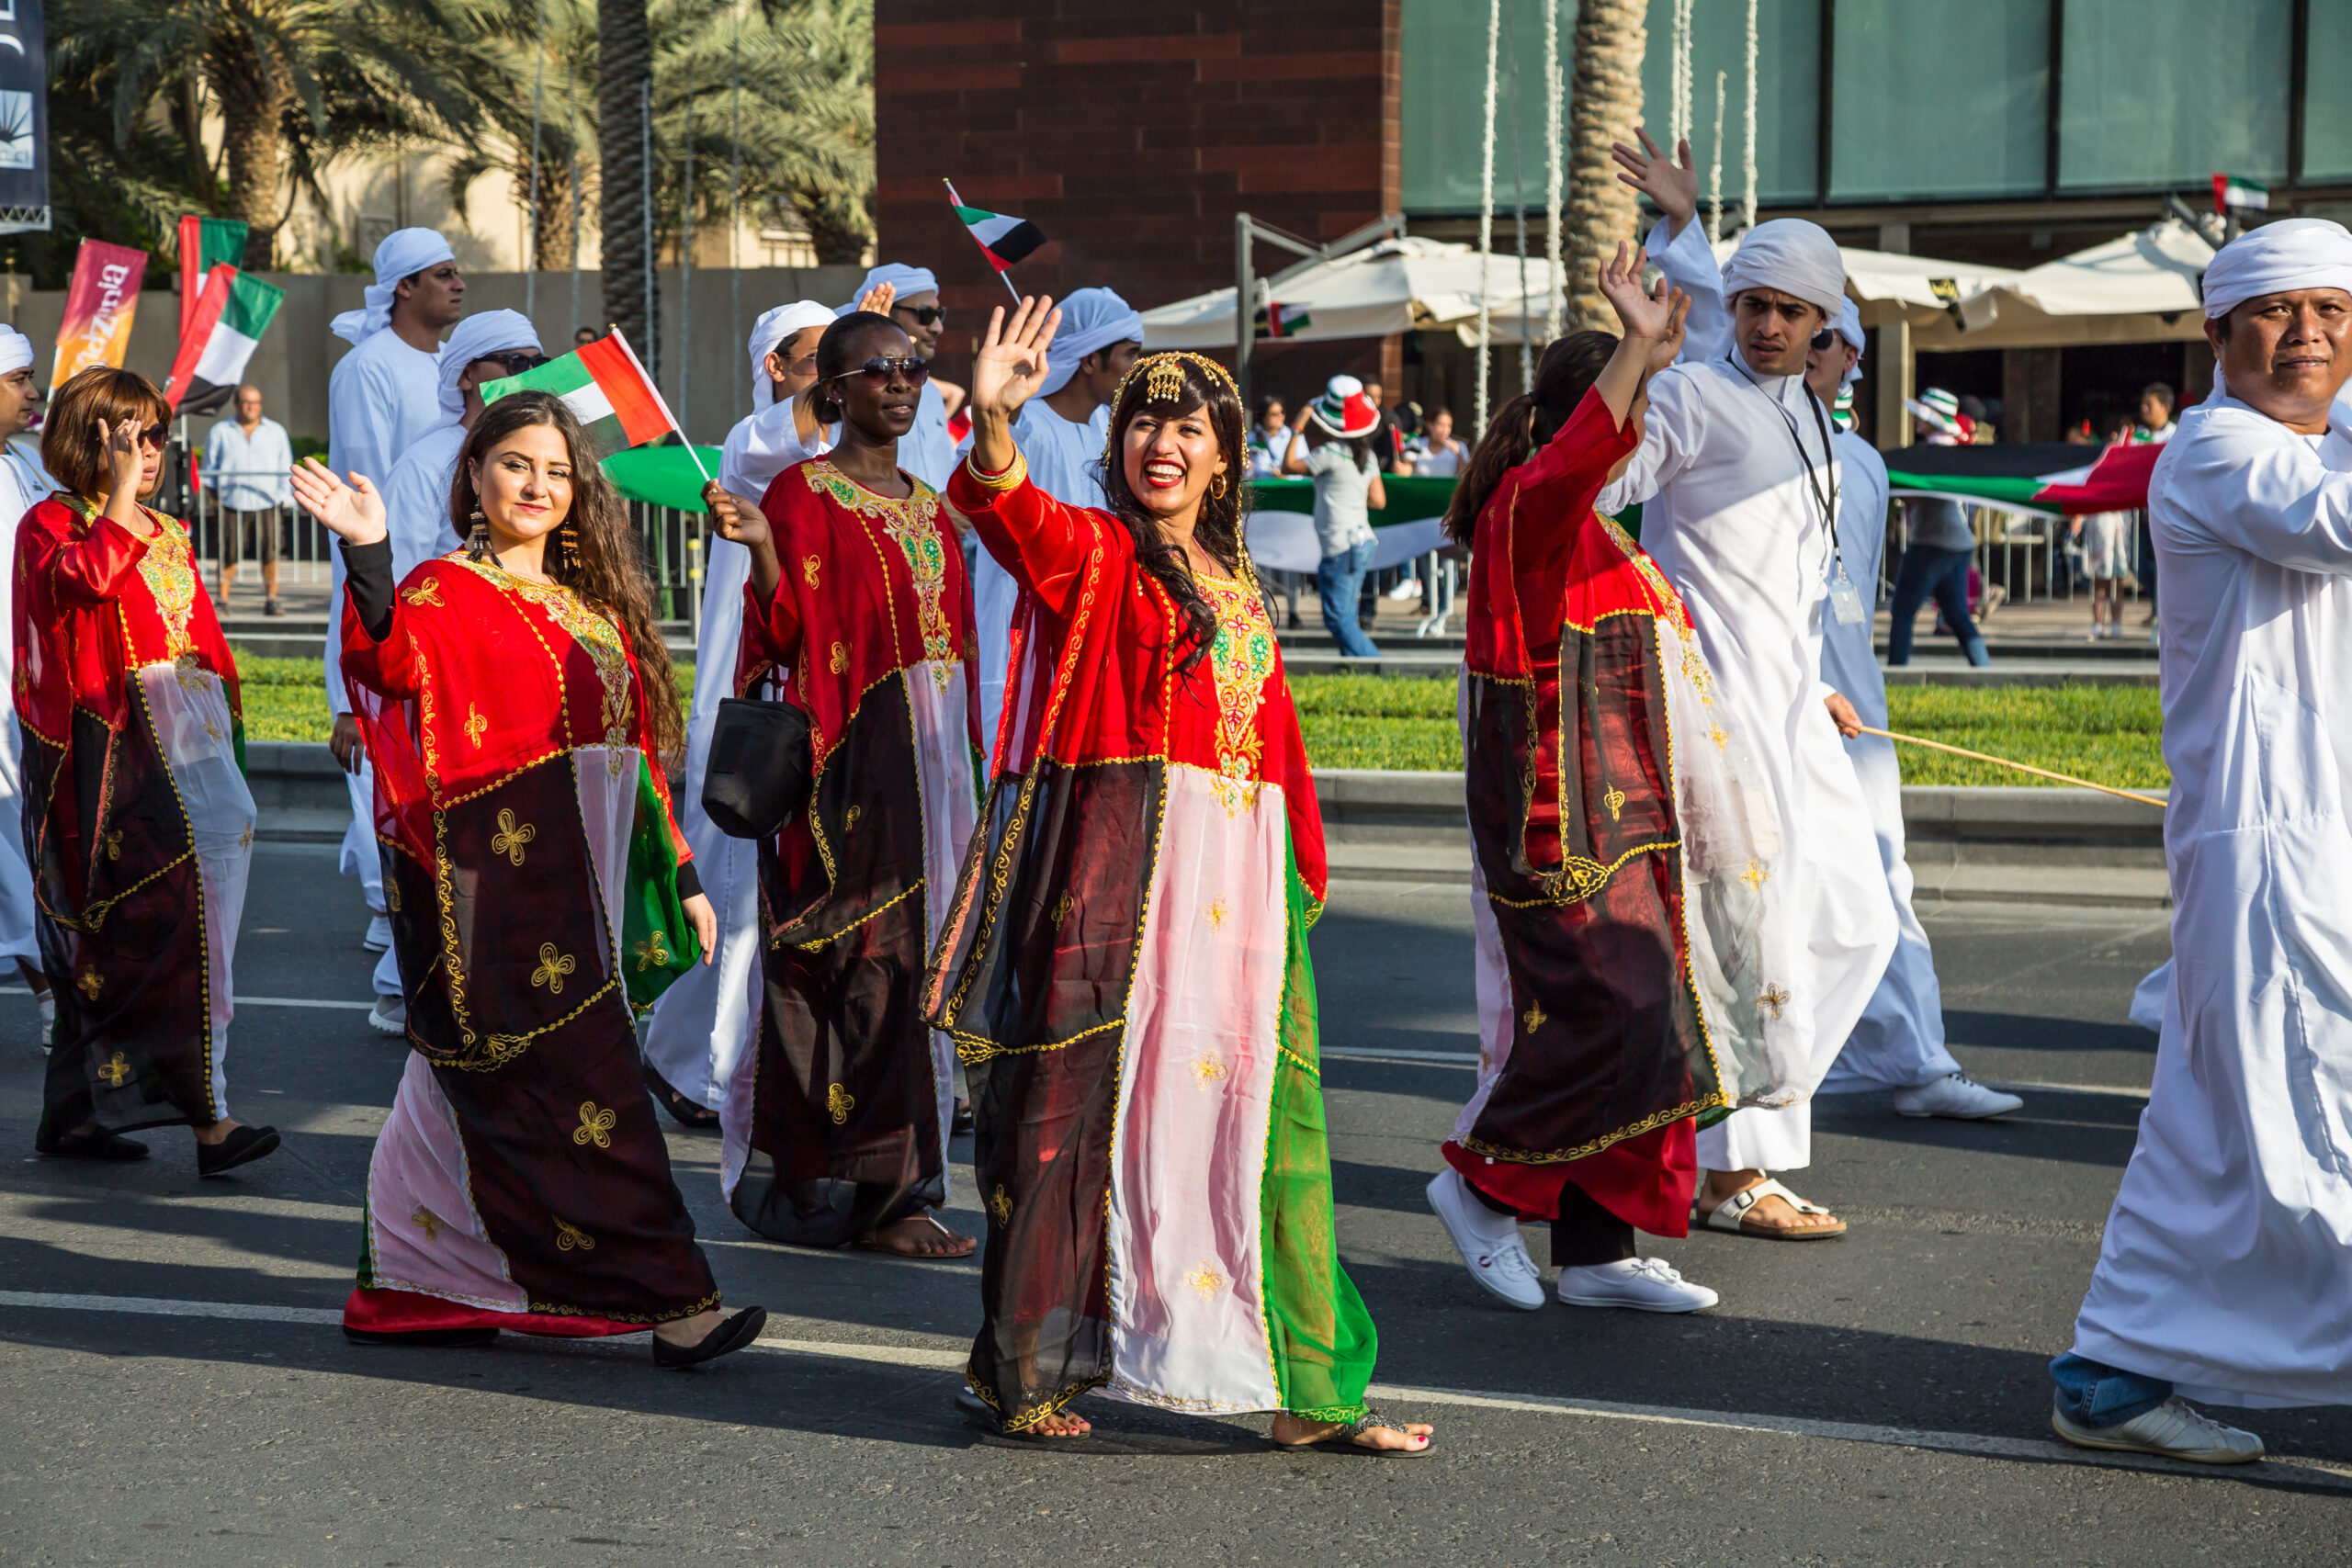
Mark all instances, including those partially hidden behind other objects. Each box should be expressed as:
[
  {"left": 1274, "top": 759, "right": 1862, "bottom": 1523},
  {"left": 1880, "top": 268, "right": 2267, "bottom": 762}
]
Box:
[
  {"left": 1562, "top": 0, "right": 1645, "bottom": 333},
  {"left": 49, "top": 0, "right": 497, "bottom": 270}
]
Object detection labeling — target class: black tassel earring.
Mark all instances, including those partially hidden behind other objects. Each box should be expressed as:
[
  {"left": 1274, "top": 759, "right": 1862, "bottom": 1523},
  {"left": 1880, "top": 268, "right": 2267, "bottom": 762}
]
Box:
[
  {"left": 558, "top": 521, "right": 579, "bottom": 571},
  {"left": 466, "top": 506, "right": 490, "bottom": 560}
]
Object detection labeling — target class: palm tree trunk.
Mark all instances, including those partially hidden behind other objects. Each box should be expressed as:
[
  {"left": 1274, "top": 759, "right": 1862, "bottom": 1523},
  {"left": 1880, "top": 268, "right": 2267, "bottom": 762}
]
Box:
[
  {"left": 209, "top": 39, "right": 297, "bottom": 269},
  {"left": 1563, "top": 0, "right": 1645, "bottom": 333},
  {"left": 535, "top": 162, "right": 574, "bottom": 270},
  {"left": 597, "top": 0, "right": 651, "bottom": 347}
]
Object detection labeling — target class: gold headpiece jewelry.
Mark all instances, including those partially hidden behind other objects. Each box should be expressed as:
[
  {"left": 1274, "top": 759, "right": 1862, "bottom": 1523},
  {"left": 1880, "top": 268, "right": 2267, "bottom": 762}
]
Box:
[{"left": 1100, "top": 352, "right": 1243, "bottom": 468}]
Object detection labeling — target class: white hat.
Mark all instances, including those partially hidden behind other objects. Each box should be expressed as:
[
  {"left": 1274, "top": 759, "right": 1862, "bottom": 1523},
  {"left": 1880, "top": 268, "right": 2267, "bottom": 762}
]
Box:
[
  {"left": 1039, "top": 288, "right": 1143, "bottom": 397},
  {"left": 1721, "top": 219, "right": 1847, "bottom": 319},
  {"left": 748, "top": 300, "right": 835, "bottom": 411},
  {"left": 330, "top": 228, "right": 458, "bottom": 345},
  {"left": 2199, "top": 217, "right": 2352, "bottom": 319},
  {"left": 0, "top": 325, "right": 33, "bottom": 377},
  {"left": 435, "top": 310, "right": 542, "bottom": 418},
  {"left": 1833, "top": 297, "right": 1865, "bottom": 388},
  {"left": 835, "top": 263, "right": 940, "bottom": 318}
]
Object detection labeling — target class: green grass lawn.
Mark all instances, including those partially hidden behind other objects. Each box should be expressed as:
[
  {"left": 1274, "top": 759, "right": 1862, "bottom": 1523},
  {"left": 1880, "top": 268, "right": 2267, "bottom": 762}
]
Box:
[{"left": 237, "top": 654, "right": 2166, "bottom": 790}]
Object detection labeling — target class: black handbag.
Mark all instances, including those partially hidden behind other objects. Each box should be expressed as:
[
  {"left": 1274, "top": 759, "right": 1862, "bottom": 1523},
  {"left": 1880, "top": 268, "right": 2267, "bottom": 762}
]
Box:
[{"left": 700, "top": 696, "right": 813, "bottom": 840}]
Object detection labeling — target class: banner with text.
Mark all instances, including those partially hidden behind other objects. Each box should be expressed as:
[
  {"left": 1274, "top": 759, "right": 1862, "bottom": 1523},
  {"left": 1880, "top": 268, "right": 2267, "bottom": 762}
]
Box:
[
  {"left": 0, "top": 0, "right": 48, "bottom": 231},
  {"left": 51, "top": 239, "right": 148, "bottom": 389}
]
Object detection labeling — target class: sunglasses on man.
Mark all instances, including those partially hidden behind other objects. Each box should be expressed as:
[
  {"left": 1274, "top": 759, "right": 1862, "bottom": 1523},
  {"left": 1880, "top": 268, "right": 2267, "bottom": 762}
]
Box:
[
  {"left": 831, "top": 355, "right": 931, "bottom": 389},
  {"left": 892, "top": 304, "right": 946, "bottom": 328},
  {"left": 473, "top": 351, "right": 551, "bottom": 377}
]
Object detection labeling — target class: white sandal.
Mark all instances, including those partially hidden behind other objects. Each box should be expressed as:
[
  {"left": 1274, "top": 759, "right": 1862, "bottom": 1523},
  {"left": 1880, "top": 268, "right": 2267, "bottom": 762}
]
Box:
[{"left": 1697, "top": 1178, "right": 1847, "bottom": 1240}]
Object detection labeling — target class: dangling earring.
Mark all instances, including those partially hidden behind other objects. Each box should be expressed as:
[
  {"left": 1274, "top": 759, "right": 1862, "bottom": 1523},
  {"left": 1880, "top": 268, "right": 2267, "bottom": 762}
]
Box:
[
  {"left": 466, "top": 506, "right": 489, "bottom": 559},
  {"left": 1208, "top": 472, "right": 1228, "bottom": 501},
  {"left": 558, "top": 521, "right": 579, "bottom": 571}
]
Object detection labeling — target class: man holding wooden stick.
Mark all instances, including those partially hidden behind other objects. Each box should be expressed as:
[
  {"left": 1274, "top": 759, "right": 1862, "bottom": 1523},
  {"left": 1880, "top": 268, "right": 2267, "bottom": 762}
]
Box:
[{"left": 2050, "top": 219, "right": 2352, "bottom": 1464}]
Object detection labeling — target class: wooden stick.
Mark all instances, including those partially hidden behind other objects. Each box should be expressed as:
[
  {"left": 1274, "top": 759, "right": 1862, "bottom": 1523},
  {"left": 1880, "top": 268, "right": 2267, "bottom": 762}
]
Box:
[{"left": 1859, "top": 726, "right": 2166, "bottom": 808}]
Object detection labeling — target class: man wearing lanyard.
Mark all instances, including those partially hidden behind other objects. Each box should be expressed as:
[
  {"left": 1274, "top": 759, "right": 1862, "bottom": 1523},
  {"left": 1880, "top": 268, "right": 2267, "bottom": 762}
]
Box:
[{"left": 1597, "top": 215, "right": 1897, "bottom": 1244}]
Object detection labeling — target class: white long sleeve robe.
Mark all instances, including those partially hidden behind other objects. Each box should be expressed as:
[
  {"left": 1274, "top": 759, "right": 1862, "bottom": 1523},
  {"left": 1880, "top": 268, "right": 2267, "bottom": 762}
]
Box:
[
  {"left": 1598, "top": 355, "right": 1896, "bottom": 1170},
  {"left": 2070, "top": 389, "right": 2352, "bottom": 1406},
  {"left": 643, "top": 410, "right": 831, "bottom": 1112},
  {"left": 0, "top": 438, "right": 54, "bottom": 967}
]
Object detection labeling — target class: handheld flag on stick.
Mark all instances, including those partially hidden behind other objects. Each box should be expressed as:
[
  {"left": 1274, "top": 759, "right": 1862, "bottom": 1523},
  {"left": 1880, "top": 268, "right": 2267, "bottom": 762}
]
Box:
[
  {"left": 945, "top": 179, "right": 1045, "bottom": 302},
  {"left": 176, "top": 216, "right": 250, "bottom": 338},
  {"left": 1860, "top": 727, "right": 2165, "bottom": 808},
  {"left": 481, "top": 328, "right": 711, "bottom": 482},
  {"left": 164, "top": 265, "right": 286, "bottom": 414}
]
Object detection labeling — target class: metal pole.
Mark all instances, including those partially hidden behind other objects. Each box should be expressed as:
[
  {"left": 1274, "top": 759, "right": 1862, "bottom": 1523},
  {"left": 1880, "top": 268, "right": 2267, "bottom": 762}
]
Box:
[
  {"left": 680, "top": 93, "right": 693, "bottom": 439},
  {"left": 1476, "top": 0, "right": 1499, "bottom": 431},
  {"left": 569, "top": 145, "right": 582, "bottom": 339},
  {"left": 729, "top": 14, "right": 743, "bottom": 427},
  {"left": 1543, "top": 0, "right": 1562, "bottom": 344},
  {"left": 1234, "top": 210, "right": 1253, "bottom": 416},
  {"left": 525, "top": 0, "right": 545, "bottom": 320},
  {"left": 641, "top": 80, "right": 657, "bottom": 381},
  {"left": 1505, "top": 0, "right": 1531, "bottom": 391}
]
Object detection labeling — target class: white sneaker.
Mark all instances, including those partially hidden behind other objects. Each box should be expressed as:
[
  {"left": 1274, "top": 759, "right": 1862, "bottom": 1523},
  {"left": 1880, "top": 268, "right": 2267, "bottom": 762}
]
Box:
[
  {"left": 36, "top": 991, "right": 54, "bottom": 1054},
  {"left": 2051, "top": 1394, "right": 2264, "bottom": 1465},
  {"left": 1425, "top": 1168, "right": 1545, "bottom": 1311},
  {"left": 363, "top": 914, "right": 393, "bottom": 953},
  {"left": 1556, "top": 1256, "right": 1719, "bottom": 1313},
  {"left": 1385, "top": 578, "right": 1422, "bottom": 601},
  {"left": 1893, "top": 1072, "right": 2023, "bottom": 1120},
  {"left": 368, "top": 996, "right": 407, "bottom": 1035}
]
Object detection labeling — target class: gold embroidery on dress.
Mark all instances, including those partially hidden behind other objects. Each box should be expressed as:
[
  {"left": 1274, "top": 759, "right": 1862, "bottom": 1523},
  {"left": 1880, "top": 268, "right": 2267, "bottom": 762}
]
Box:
[
  {"left": 1604, "top": 784, "right": 1625, "bottom": 822},
  {"left": 802, "top": 554, "right": 821, "bottom": 588},
  {"left": 554, "top": 1217, "right": 594, "bottom": 1252},
  {"left": 492, "top": 809, "right": 535, "bottom": 866},
  {"left": 1183, "top": 1261, "right": 1227, "bottom": 1298},
  {"left": 844, "top": 805, "right": 861, "bottom": 833},
  {"left": 829, "top": 641, "right": 848, "bottom": 674},
  {"left": 1195, "top": 571, "right": 1275, "bottom": 814},
  {"left": 632, "top": 931, "right": 673, "bottom": 971},
  {"left": 1742, "top": 859, "right": 1768, "bottom": 892},
  {"left": 1758, "top": 984, "right": 1791, "bottom": 1020},
  {"left": 804, "top": 461, "right": 956, "bottom": 685},
  {"left": 132, "top": 516, "right": 199, "bottom": 659},
  {"left": 401, "top": 579, "right": 446, "bottom": 608},
  {"left": 826, "top": 1082, "right": 854, "bottom": 1124},
  {"left": 458, "top": 559, "right": 633, "bottom": 750},
  {"left": 103, "top": 829, "right": 121, "bottom": 861},
  {"left": 410, "top": 1206, "right": 442, "bottom": 1241},
  {"left": 1709, "top": 722, "right": 1728, "bottom": 750},
  {"left": 96, "top": 1050, "right": 130, "bottom": 1087},
  {"left": 1191, "top": 1052, "right": 1227, "bottom": 1088},
  {"left": 1052, "top": 891, "right": 1075, "bottom": 927},
  {"left": 1522, "top": 1000, "right": 1547, "bottom": 1033},
  {"left": 989, "top": 1185, "right": 1012, "bottom": 1225},
  {"left": 1203, "top": 897, "right": 1229, "bottom": 931},
  {"left": 572, "top": 1101, "right": 616, "bottom": 1149},
  {"left": 76, "top": 967, "right": 103, "bottom": 1001},
  {"left": 172, "top": 651, "right": 208, "bottom": 693},
  {"left": 236, "top": 825, "right": 252, "bottom": 851},
  {"left": 530, "top": 942, "right": 575, "bottom": 995},
  {"left": 464, "top": 705, "right": 489, "bottom": 749}
]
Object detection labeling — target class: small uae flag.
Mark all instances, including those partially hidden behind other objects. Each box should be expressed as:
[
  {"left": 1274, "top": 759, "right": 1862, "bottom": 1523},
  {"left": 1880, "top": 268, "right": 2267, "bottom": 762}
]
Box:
[
  {"left": 163, "top": 265, "right": 285, "bottom": 415},
  {"left": 1255, "top": 300, "right": 1313, "bottom": 340},
  {"left": 481, "top": 329, "right": 704, "bottom": 478},
  {"left": 2214, "top": 173, "right": 2270, "bottom": 213},
  {"left": 945, "top": 180, "right": 1046, "bottom": 292}
]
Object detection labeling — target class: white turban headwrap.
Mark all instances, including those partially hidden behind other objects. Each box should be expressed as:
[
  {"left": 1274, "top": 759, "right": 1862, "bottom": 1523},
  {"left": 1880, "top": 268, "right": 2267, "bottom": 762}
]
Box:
[
  {"left": 331, "top": 228, "right": 458, "bottom": 345},
  {"left": 435, "top": 310, "right": 542, "bottom": 418},
  {"left": 0, "top": 326, "right": 33, "bottom": 377},
  {"left": 1038, "top": 288, "right": 1143, "bottom": 397},
  {"left": 834, "top": 264, "right": 940, "bottom": 318},
  {"left": 1834, "top": 297, "right": 1865, "bottom": 388},
  {"left": 748, "top": 300, "right": 836, "bottom": 411},
  {"left": 2199, "top": 218, "right": 2352, "bottom": 319},
  {"left": 1720, "top": 219, "right": 1847, "bottom": 320}
]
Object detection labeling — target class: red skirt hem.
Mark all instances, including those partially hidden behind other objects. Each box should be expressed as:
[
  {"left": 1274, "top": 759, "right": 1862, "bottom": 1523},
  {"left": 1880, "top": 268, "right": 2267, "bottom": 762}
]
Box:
[
  {"left": 1443, "top": 1116, "right": 1696, "bottom": 1238},
  {"left": 343, "top": 1285, "right": 649, "bottom": 1339}
]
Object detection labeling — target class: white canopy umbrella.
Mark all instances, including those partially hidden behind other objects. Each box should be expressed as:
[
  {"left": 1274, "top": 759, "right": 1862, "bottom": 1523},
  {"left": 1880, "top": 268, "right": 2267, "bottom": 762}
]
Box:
[
  {"left": 1909, "top": 220, "right": 2216, "bottom": 349},
  {"left": 1140, "top": 235, "right": 1560, "bottom": 350}
]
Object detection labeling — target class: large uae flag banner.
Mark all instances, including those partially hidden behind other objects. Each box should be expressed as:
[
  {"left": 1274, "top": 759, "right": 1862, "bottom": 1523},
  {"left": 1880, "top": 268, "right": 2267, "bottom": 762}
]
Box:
[{"left": 164, "top": 265, "right": 286, "bottom": 414}]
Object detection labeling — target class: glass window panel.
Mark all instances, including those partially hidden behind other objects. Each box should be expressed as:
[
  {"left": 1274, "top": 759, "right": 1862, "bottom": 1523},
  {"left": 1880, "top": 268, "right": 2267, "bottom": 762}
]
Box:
[
  {"left": 1401, "top": 0, "right": 1568, "bottom": 214},
  {"left": 1829, "top": 0, "right": 2047, "bottom": 202},
  {"left": 2303, "top": 4, "right": 2352, "bottom": 182},
  {"left": 2058, "top": 0, "right": 2290, "bottom": 192},
  {"left": 1637, "top": 0, "right": 1820, "bottom": 209}
]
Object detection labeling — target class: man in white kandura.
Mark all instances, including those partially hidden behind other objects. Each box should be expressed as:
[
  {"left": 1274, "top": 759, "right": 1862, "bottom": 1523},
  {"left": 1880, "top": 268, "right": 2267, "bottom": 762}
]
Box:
[
  {"left": 324, "top": 228, "right": 464, "bottom": 1032},
  {"left": 639, "top": 297, "right": 839, "bottom": 1129},
  {"left": 2050, "top": 219, "right": 2352, "bottom": 1465},
  {"left": 1617, "top": 129, "right": 2019, "bottom": 1125},
  {"left": 373, "top": 311, "right": 544, "bottom": 579},
  {"left": 838, "top": 264, "right": 956, "bottom": 491},
  {"left": 0, "top": 327, "right": 53, "bottom": 1046},
  {"left": 1595, "top": 213, "right": 1897, "bottom": 1241},
  {"left": 981, "top": 286, "right": 1142, "bottom": 748}
]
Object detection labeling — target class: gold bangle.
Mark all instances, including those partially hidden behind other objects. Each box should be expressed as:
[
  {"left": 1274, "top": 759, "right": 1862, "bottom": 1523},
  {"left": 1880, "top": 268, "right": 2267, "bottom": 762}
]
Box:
[{"left": 964, "top": 448, "right": 1028, "bottom": 493}]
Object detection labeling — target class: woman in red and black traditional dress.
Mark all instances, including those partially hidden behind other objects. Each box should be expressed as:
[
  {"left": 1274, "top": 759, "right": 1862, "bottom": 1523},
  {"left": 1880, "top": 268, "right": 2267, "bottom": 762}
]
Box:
[
  {"left": 906, "top": 299, "right": 1430, "bottom": 1450},
  {"left": 19, "top": 367, "right": 276, "bottom": 1176},
  {"left": 697, "top": 310, "right": 979, "bottom": 1259},
  {"left": 1424, "top": 247, "right": 1794, "bottom": 1314},
  {"left": 293, "top": 392, "right": 763, "bottom": 1365}
]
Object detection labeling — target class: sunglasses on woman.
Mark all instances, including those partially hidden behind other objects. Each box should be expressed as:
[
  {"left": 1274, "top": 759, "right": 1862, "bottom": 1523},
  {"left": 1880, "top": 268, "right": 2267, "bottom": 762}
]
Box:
[
  {"left": 893, "top": 304, "right": 945, "bottom": 328},
  {"left": 833, "top": 356, "right": 931, "bottom": 388}
]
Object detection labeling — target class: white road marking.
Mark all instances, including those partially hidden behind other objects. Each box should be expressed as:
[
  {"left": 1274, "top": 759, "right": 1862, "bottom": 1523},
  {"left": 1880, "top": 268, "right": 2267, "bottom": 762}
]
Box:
[
  {"left": 0, "top": 987, "right": 375, "bottom": 1011},
  {"left": 0, "top": 1289, "right": 2341, "bottom": 1488}
]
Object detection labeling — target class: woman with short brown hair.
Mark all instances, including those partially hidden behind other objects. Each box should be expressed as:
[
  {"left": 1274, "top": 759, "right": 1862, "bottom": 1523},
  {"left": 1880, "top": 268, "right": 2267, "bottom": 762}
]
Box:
[{"left": 17, "top": 367, "right": 274, "bottom": 1174}]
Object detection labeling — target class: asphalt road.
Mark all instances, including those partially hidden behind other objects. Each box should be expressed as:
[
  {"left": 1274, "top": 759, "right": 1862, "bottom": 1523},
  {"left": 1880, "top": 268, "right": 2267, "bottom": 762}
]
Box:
[{"left": 2, "top": 842, "right": 2346, "bottom": 1566}]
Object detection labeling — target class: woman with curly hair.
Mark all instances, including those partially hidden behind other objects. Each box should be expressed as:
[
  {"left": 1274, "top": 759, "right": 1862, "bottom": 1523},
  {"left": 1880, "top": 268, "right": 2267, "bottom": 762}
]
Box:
[
  {"left": 886, "top": 299, "right": 1427, "bottom": 1449},
  {"left": 293, "top": 391, "right": 762, "bottom": 1366},
  {"left": 19, "top": 367, "right": 274, "bottom": 1176}
]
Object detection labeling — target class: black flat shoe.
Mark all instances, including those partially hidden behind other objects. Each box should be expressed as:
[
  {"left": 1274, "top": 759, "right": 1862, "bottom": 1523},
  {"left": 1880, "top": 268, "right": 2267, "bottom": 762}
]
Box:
[
  {"left": 643, "top": 1061, "right": 721, "bottom": 1130},
  {"left": 342, "top": 1325, "right": 501, "bottom": 1347},
  {"left": 653, "top": 1304, "right": 765, "bottom": 1369},
  {"left": 34, "top": 1125, "right": 150, "bottom": 1161},
  {"left": 196, "top": 1124, "right": 280, "bottom": 1177}
]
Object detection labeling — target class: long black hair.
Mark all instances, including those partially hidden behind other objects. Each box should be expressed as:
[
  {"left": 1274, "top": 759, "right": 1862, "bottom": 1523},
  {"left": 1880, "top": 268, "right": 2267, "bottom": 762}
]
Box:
[
  {"left": 807, "top": 310, "right": 906, "bottom": 427},
  {"left": 1100, "top": 355, "right": 1250, "bottom": 673},
  {"left": 1442, "top": 330, "right": 1617, "bottom": 545}
]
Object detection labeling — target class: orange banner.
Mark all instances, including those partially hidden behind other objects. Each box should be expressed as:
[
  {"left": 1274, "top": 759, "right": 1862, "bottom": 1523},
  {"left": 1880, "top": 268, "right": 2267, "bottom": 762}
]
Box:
[{"left": 51, "top": 239, "right": 147, "bottom": 390}]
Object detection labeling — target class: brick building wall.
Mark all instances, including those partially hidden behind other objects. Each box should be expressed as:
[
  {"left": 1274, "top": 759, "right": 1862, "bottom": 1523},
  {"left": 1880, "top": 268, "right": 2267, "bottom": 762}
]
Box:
[{"left": 872, "top": 2, "right": 1404, "bottom": 399}]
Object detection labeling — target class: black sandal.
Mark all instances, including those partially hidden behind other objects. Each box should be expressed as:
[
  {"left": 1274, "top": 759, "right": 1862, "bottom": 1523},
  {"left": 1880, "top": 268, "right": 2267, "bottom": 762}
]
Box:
[
  {"left": 35, "top": 1123, "right": 150, "bottom": 1161},
  {"left": 954, "top": 1387, "right": 1090, "bottom": 1439},
  {"left": 653, "top": 1304, "right": 765, "bottom": 1369},
  {"left": 197, "top": 1124, "right": 280, "bottom": 1177},
  {"left": 642, "top": 1061, "right": 721, "bottom": 1130},
  {"left": 1270, "top": 1408, "right": 1431, "bottom": 1454}
]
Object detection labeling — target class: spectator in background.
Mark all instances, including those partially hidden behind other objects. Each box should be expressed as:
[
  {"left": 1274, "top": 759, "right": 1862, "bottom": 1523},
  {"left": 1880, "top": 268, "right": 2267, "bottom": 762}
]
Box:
[
  {"left": 1886, "top": 389, "right": 1990, "bottom": 668},
  {"left": 1283, "top": 375, "right": 1385, "bottom": 658},
  {"left": 2073, "top": 412, "right": 2140, "bottom": 640},
  {"left": 1360, "top": 378, "right": 1412, "bottom": 473},
  {"left": 2132, "top": 382, "right": 2177, "bottom": 626},
  {"left": 574, "top": 326, "right": 600, "bottom": 348},
  {"left": 1407, "top": 406, "right": 1468, "bottom": 476},
  {"left": 205, "top": 384, "right": 294, "bottom": 615},
  {"left": 1248, "top": 395, "right": 1295, "bottom": 477}
]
